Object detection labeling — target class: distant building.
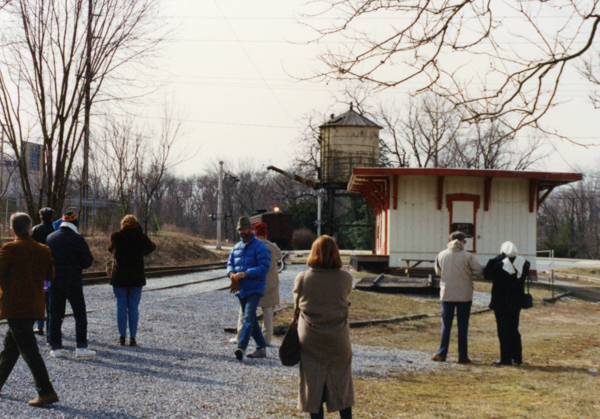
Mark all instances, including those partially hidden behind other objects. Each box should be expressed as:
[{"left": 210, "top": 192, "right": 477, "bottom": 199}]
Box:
[{"left": 347, "top": 167, "right": 583, "bottom": 278}]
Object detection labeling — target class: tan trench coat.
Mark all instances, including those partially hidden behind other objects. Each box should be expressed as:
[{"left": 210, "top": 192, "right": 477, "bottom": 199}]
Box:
[
  {"left": 258, "top": 239, "right": 281, "bottom": 308},
  {"left": 293, "top": 268, "right": 354, "bottom": 414}
]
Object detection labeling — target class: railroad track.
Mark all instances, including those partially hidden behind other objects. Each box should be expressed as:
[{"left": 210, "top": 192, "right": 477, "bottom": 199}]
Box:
[
  {"left": 82, "top": 261, "right": 227, "bottom": 286},
  {"left": 82, "top": 251, "right": 290, "bottom": 287}
]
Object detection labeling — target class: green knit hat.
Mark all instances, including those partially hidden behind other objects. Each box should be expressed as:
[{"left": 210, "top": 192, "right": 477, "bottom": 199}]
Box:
[{"left": 237, "top": 216, "right": 252, "bottom": 230}]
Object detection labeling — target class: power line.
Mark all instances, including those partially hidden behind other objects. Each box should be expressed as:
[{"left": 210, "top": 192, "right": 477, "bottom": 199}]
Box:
[{"left": 211, "top": 1, "right": 299, "bottom": 127}]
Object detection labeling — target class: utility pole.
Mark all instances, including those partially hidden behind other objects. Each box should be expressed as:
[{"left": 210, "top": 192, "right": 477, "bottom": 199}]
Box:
[
  {"left": 82, "top": 0, "right": 93, "bottom": 231},
  {"left": 216, "top": 161, "right": 223, "bottom": 250}
]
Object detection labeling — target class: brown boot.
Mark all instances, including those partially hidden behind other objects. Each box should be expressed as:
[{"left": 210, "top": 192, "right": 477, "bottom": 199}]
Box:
[{"left": 28, "top": 390, "right": 59, "bottom": 407}]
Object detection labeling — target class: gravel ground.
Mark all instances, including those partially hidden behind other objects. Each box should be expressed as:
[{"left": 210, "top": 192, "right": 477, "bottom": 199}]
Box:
[{"left": 0, "top": 265, "right": 484, "bottom": 418}]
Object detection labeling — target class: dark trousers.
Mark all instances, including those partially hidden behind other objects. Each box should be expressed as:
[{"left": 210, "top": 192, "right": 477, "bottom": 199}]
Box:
[
  {"left": 0, "top": 319, "right": 54, "bottom": 396},
  {"left": 436, "top": 301, "right": 472, "bottom": 359},
  {"left": 309, "top": 385, "right": 352, "bottom": 419},
  {"left": 494, "top": 309, "right": 522, "bottom": 364},
  {"left": 49, "top": 282, "right": 88, "bottom": 350}
]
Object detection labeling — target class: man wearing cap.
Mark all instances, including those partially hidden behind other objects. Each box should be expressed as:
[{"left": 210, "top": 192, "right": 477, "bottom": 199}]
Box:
[
  {"left": 432, "top": 231, "right": 483, "bottom": 364},
  {"left": 46, "top": 212, "right": 96, "bottom": 359},
  {"left": 227, "top": 216, "right": 271, "bottom": 360},
  {"left": 0, "top": 212, "right": 59, "bottom": 407},
  {"left": 231, "top": 222, "right": 282, "bottom": 346},
  {"left": 31, "top": 207, "right": 56, "bottom": 336}
]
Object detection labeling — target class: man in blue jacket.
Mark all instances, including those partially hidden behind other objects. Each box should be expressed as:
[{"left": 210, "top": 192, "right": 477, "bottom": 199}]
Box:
[
  {"left": 46, "top": 212, "right": 96, "bottom": 359},
  {"left": 227, "top": 216, "right": 271, "bottom": 360}
]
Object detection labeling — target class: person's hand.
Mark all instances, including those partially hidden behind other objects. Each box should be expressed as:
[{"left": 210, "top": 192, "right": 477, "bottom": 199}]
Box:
[
  {"left": 233, "top": 272, "right": 246, "bottom": 281},
  {"left": 229, "top": 277, "right": 240, "bottom": 293}
]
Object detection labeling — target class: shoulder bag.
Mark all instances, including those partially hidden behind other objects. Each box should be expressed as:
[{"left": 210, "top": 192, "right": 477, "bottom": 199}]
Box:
[
  {"left": 521, "top": 274, "right": 533, "bottom": 309},
  {"left": 279, "top": 273, "right": 303, "bottom": 366},
  {"left": 106, "top": 253, "right": 117, "bottom": 280}
]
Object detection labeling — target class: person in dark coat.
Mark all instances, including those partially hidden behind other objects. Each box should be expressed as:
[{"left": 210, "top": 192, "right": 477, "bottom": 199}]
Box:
[
  {"left": 484, "top": 241, "right": 530, "bottom": 366},
  {"left": 0, "top": 212, "right": 59, "bottom": 407},
  {"left": 31, "top": 207, "right": 55, "bottom": 336},
  {"left": 31, "top": 207, "right": 56, "bottom": 244},
  {"left": 46, "top": 211, "right": 96, "bottom": 359},
  {"left": 107, "top": 215, "right": 156, "bottom": 346}
]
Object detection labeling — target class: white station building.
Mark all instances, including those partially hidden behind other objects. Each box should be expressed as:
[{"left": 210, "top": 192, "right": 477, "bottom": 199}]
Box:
[{"left": 347, "top": 167, "right": 582, "bottom": 278}]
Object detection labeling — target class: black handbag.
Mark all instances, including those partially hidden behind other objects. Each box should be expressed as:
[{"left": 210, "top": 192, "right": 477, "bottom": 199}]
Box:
[
  {"left": 279, "top": 306, "right": 301, "bottom": 366},
  {"left": 521, "top": 275, "right": 533, "bottom": 309}
]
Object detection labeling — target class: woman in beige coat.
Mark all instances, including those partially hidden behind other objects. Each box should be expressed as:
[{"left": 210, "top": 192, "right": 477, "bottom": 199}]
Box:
[{"left": 293, "top": 235, "right": 354, "bottom": 419}]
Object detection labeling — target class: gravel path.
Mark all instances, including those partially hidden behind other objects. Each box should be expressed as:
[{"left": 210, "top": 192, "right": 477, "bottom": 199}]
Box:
[{"left": 0, "top": 265, "right": 481, "bottom": 418}]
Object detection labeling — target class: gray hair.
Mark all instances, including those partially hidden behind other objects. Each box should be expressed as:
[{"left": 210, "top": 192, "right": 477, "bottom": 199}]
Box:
[{"left": 10, "top": 212, "right": 32, "bottom": 237}]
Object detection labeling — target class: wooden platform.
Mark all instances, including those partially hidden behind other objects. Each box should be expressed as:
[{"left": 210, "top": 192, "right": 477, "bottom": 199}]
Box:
[
  {"left": 355, "top": 272, "right": 440, "bottom": 295},
  {"left": 349, "top": 255, "right": 389, "bottom": 272}
]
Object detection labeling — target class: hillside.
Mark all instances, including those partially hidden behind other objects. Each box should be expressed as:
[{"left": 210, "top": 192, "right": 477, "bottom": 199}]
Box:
[{"left": 85, "top": 232, "right": 224, "bottom": 272}]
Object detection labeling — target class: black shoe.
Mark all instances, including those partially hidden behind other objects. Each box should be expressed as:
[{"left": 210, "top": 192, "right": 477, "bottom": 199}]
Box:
[
  {"left": 494, "top": 360, "right": 512, "bottom": 366},
  {"left": 117, "top": 337, "right": 125, "bottom": 346},
  {"left": 234, "top": 347, "right": 245, "bottom": 361},
  {"left": 129, "top": 338, "right": 137, "bottom": 347}
]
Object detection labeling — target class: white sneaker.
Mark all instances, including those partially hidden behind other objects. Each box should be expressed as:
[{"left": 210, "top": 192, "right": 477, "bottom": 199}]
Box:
[
  {"left": 49, "top": 349, "right": 66, "bottom": 358},
  {"left": 228, "top": 337, "right": 238, "bottom": 344},
  {"left": 75, "top": 348, "right": 96, "bottom": 359}
]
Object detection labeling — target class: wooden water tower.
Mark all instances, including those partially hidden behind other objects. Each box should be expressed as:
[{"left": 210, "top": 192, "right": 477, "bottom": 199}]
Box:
[{"left": 318, "top": 104, "right": 382, "bottom": 238}]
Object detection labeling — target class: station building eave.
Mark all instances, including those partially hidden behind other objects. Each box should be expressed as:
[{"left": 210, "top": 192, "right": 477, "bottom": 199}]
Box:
[{"left": 347, "top": 167, "right": 583, "bottom": 214}]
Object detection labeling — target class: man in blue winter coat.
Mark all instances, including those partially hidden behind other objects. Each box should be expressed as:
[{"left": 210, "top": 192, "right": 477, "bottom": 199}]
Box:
[
  {"left": 227, "top": 216, "right": 271, "bottom": 360},
  {"left": 46, "top": 212, "right": 96, "bottom": 359}
]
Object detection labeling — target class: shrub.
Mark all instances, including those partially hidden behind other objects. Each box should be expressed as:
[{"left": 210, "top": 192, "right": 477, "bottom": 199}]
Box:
[{"left": 291, "top": 228, "right": 317, "bottom": 250}]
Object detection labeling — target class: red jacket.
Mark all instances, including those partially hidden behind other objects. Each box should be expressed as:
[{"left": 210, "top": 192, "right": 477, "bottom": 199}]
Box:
[{"left": 0, "top": 236, "right": 54, "bottom": 319}]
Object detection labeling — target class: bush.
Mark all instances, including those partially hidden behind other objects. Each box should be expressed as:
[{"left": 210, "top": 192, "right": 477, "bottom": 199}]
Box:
[{"left": 291, "top": 228, "right": 317, "bottom": 250}]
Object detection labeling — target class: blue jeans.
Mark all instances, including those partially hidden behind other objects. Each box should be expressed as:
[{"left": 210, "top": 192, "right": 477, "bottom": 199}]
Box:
[
  {"left": 49, "top": 281, "right": 88, "bottom": 350},
  {"left": 113, "top": 286, "right": 143, "bottom": 339},
  {"left": 436, "top": 301, "right": 472, "bottom": 359},
  {"left": 237, "top": 293, "right": 267, "bottom": 351}
]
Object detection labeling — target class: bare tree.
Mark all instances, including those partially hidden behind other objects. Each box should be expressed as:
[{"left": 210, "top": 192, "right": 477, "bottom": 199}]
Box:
[
  {"left": 0, "top": 0, "right": 163, "bottom": 218},
  {"left": 303, "top": 0, "right": 600, "bottom": 139},
  {"left": 132, "top": 107, "right": 186, "bottom": 233},
  {"left": 95, "top": 117, "right": 142, "bottom": 215}
]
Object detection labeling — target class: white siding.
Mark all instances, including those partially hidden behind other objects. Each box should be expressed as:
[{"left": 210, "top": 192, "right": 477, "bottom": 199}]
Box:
[{"left": 386, "top": 175, "right": 537, "bottom": 270}]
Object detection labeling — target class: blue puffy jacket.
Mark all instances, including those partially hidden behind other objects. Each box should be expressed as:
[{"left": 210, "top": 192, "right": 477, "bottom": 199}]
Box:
[{"left": 226, "top": 233, "right": 271, "bottom": 298}]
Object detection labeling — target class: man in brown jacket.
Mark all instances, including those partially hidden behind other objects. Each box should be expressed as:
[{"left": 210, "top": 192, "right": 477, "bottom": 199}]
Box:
[
  {"left": 0, "top": 212, "right": 58, "bottom": 407},
  {"left": 432, "top": 231, "right": 483, "bottom": 364}
]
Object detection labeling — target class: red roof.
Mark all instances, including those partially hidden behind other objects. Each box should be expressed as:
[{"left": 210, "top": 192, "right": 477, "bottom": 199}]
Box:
[{"left": 348, "top": 168, "right": 582, "bottom": 193}]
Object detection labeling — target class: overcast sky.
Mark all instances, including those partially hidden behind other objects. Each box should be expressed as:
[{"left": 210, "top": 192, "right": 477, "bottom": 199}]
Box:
[{"left": 141, "top": 0, "right": 600, "bottom": 177}]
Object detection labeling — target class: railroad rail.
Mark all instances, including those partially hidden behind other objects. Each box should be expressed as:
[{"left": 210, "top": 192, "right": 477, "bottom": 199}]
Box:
[{"left": 82, "top": 261, "right": 227, "bottom": 286}]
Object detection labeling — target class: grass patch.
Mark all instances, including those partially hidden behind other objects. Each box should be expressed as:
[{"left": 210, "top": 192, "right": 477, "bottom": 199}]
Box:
[
  {"left": 273, "top": 289, "right": 441, "bottom": 329},
  {"left": 554, "top": 267, "right": 600, "bottom": 280},
  {"left": 272, "top": 273, "right": 600, "bottom": 418}
]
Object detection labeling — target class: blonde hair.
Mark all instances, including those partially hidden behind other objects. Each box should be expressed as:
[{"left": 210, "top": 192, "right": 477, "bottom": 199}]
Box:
[
  {"left": 307, "top": 235, "right": 342, "bottom": 269},
  {"left": 120, "top": 214, "right": 139, "bottom": 230}
]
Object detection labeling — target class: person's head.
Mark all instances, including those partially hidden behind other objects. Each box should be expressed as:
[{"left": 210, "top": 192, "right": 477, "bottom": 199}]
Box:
[
  {"left": 449, "top": 231, "right": 467, "bottom": 244},
  {"left": 120, "top": 214, "right": 139, "bottom": 230},
  {"left": 62, "top": 211, "right": 78, "bottom": 227},
  {"left": 500, "top": 241, "right": 519, "bottom": 257},
  {"left": 307, "top": 235, "right": 342, "bottom": 269},
  {"left": 39, "top": 207, "right": 55, "bottom": 222},
  {"left": 254, "top": 222, "right": 267, "bottom": 238},
  {"left": 10, "top": 212, "right": 32, "bottom": 238},
  {"left": 237, "top": 216, "right": 253, "bottom": 242}
]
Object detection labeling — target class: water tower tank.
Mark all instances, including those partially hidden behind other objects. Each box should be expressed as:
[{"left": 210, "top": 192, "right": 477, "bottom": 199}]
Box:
[{"left": 319, "top": 105, "right": 382, "bottom": 186}]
